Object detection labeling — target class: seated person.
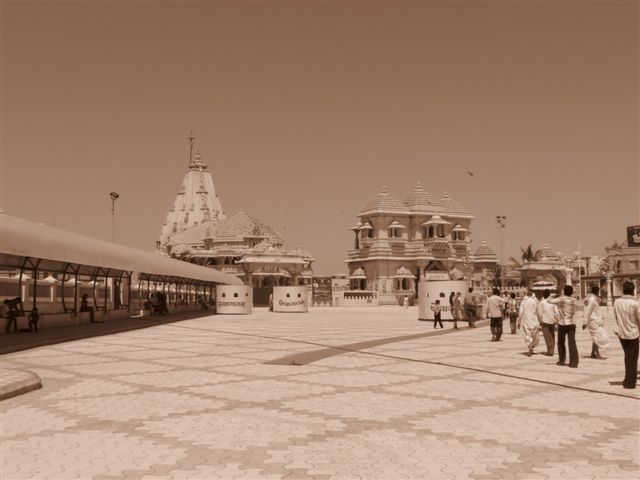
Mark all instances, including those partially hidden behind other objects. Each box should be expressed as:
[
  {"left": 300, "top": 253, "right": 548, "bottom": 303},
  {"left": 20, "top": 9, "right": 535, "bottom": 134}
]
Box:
[{"left": 79, "top": 294, "right": 96, "bottom": 322}]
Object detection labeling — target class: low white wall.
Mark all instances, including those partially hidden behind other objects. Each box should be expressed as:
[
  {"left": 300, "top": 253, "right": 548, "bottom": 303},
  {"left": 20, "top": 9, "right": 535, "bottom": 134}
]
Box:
[
  {"left": 418, "top": 280, "right": 469, "bottom": 321},
  {"left": 216, "top": 285, "right": 253, "bottom": 314},
  {"left": 273, "top": 286, "right": 308, "bottom": 313}
]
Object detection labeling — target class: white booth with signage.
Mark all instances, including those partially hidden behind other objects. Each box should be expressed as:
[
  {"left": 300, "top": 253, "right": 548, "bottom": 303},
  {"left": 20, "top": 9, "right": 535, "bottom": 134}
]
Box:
[
  {"left": 216, "top": 285, "right": 253, "bottom": 314},
  {"left": 273, "top": 286, "right": 308, "bottom": 313},
  {"left": 418, "top": 280, "right": 469, "bottom": 321}
]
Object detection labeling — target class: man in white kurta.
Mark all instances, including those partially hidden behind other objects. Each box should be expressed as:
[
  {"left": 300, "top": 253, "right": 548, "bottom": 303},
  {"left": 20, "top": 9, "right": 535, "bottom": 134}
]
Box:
[
  {"left": 518, "top": 291, "right": 540, "bottom": 356},
  {"left": 582, "top": 285, "right": 610, "bottom": 359}
]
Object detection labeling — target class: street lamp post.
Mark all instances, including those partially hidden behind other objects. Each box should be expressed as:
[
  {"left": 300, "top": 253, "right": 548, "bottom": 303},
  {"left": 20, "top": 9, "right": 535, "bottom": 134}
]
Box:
[
  {"left": 110, "top": 192, "right": 120, "bottom": 243},
  {"left": 496, "top": 216, "right": 507, "bottom": 291}
]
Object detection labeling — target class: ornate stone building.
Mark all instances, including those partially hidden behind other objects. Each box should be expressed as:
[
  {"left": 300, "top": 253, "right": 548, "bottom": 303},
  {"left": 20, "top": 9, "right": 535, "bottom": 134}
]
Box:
[
  {"left": 157, "top": 136, "right": 314, "bottom": 304},
  {"left": 345, "top": 183, "right": 496, "bottom": 304}
]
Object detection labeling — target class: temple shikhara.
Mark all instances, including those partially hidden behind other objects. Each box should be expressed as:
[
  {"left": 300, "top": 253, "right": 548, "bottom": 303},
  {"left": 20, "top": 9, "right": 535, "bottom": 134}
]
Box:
[
  {"left": 345, "top": 184, "right": 498, "bottom": 304},
  {"left": 157, "top": 135, "right": 314, "bottom": 305}
]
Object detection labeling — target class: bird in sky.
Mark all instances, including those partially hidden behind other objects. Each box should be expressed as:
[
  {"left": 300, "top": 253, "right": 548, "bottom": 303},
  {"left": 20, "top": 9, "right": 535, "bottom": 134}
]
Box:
[{"left": 466, "top": 171, "right": 475, "bottom": 177}]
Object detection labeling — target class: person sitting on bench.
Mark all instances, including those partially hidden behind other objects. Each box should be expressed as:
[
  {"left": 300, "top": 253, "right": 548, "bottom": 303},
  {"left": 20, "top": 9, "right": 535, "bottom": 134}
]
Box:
[{"left": 80, "top": 294, "right": 96, "bottom": 322}]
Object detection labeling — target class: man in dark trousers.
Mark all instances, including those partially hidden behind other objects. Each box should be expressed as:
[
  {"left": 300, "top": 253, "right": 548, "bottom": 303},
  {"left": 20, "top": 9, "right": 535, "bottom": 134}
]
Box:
[
  {"left": 613, "top": 281, "right": 640, "bottom": 389},
  {"left": 487, "top": 288, "right": 504, "bottom": 341},
  {"left": 464, "top": 287, "right": 476, "bottom": 327},
  {"left": 549, "top": 285, "right": 579, "bottom": 368}
]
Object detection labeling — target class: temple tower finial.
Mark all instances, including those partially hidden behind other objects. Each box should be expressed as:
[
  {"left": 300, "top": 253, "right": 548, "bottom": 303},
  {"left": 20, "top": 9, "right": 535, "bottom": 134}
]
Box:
[{"left": 188, "top": 130, "right": 195, "bottom": 165}]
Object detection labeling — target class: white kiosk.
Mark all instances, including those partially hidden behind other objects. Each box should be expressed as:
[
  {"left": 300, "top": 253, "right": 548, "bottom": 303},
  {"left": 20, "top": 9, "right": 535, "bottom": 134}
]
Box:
[
  {"left": 216, "top": 285, "right": 253, "bottom": 314},
  {"left": 272, "top": 286, "right": 308, "bottom": 313},
  {"left": 418, "top": 280, "right": 469, "bottom": 321}
]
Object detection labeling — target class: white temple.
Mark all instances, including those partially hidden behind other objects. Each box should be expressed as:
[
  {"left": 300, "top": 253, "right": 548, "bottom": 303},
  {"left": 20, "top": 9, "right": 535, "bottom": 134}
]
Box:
[{"left": 158, "top": 133, "right": 225, "bottom": 248}]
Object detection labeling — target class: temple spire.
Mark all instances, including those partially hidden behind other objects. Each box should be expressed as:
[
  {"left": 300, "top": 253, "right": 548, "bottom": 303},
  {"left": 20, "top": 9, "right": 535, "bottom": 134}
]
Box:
[{"left": 188, "top": 130, "right": 195, "bottom": 165}]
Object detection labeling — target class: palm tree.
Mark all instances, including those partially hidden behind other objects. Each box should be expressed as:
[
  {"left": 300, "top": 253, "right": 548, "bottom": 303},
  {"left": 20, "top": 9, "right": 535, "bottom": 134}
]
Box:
[{"left": 520, "top": 244, "right": 535, "bottom": 263}]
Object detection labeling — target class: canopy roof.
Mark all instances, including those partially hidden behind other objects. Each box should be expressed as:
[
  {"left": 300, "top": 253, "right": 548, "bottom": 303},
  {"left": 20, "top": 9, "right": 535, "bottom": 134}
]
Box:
[{"left": 0, "top": 213, "right": 243, "bottom": 285}]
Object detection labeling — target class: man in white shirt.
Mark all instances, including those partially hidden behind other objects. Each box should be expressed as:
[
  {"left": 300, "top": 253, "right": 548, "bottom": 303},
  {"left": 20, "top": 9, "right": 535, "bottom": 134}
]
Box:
[
  {"left": 518, "top": 290, "right": 539, "bottom": 356},
  {"left": 537, "top": 289, "right": 558, "bottom": 356},
  {"left": 548, "top": 285, "right": 580, "bottom": 368},
  {"left": 613, "top": 281, "right": 640, "bottom": 389},
  {"left": 487, "top": 288, "right": 505, "bottom": 341}
]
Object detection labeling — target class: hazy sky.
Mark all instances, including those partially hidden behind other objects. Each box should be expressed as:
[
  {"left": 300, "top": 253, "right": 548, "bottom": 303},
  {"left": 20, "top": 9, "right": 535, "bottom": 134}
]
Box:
[{"left": 2, "top": 0, "right": 638, "bottom": 275}]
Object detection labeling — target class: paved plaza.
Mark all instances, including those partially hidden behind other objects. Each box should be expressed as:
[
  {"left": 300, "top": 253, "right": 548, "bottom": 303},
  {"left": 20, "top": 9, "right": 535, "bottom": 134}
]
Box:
[{"left": 1, "top": 307, "right": 639, "bottom": 480}]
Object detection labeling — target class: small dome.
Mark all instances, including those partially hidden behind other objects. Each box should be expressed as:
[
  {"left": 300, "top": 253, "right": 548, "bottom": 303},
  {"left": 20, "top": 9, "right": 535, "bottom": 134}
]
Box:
[
  {"left": 421, "top": 215, "right": 452, "bottom": 226},
  {"left": 473, "top": 241, "right": 497, "bottom": 262},
  {"left": 388, "top": 220, "right": 407, "bottom": 229},
  {"left": 349, "top": 267, "right": 367, "bottom": 279},
  {"left": 451, "top": 224, "right": 469, "bottom": 233},
  {"left": 393, "top": 266, "right": 414, "bottom": 278}
]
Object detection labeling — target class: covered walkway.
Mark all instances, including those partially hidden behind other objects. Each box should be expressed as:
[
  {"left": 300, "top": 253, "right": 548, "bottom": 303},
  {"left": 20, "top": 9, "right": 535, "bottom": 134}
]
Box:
[{"left": 0, "top": 213, "right": 242, "bottom": 332}]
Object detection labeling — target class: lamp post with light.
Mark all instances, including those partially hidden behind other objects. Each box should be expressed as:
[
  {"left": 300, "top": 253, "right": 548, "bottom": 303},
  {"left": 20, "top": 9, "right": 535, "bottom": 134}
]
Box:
[
  {"left": 110, "top": 192, "right": 120, "bottom": 243},
  {"left": 496, "top": 216, "right": 507, "bottom": 290}
]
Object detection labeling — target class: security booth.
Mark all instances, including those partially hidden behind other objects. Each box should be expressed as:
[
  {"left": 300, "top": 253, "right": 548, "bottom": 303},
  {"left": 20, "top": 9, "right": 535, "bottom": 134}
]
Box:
[
  {"left": 272, "top": 286, "right": 308, "bottom": 313},
  {"left": 216, "top": 285, "right": 253, "bottom": 314},
  {"left": 418, "top": 280, "right": 469, "bottom": 321}
]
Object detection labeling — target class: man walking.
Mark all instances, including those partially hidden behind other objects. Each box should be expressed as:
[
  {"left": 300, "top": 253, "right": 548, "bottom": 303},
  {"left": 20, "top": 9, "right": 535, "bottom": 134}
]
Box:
[
  {"left": 613, "top": 281, "right": 640, "bottom": 389},
  {"left": 453, "top": 292, "right": 462, "bottom": 330},
  {"left": 464, "top": 287, "right": 476, "bottom": 328},
  {"left": 549, "top": 285, "right": 580, "bottom": 368},
  {"left": 487, "top": 288, "right": 504, "bottom": 341},
  {"left": 537, "top": 289, "right": 557, "bottom": 356},
  {"left": 583, "top": 285, "right": 609, "bottom": 359},
  {"left": 518, "top": 290, "right": 539, "bottom": 356}
]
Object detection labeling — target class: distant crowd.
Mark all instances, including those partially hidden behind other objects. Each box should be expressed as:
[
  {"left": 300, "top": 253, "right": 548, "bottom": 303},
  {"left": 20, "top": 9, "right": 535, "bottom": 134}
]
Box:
[{"left": 430, "top": 282, "right": 640, "bottom": 390}]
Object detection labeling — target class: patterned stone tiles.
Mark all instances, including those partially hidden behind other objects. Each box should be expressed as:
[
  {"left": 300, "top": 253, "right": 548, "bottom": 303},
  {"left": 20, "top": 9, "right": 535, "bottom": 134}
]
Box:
[
  {"left": 44, "top": 378, "right": 139, "bottom": 400},
  {"left": 283, "top": 391, "right": 451, "bottom": 421},
  {"left": 1, "top": 431, "right": 185, "bottom": 480},
  {"left": 1, "top": 306, "right": 638, "bottom": 479},
  {"left": 415, "top": 405, "right": 616, "bottom": 447},
  {"left": 188, "top": 378, "right": 336, "bottom": 402},
  {"left": 60, "top": 360, "right": 175, "bottom": 376},
  {"left": 54, "top": 391, "right": 222, "bottom": 422},
  {"left": 116, "top": 369, "right": 244, "bottom": 388},
  {"left": 140, "top": 408, "right": 345, "bottom": 450}
]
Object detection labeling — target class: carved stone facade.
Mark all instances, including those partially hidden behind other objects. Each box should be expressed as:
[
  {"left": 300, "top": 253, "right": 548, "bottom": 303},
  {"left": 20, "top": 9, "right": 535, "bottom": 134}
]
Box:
[{"left": 345, "top": 183, "right": 497, "bottom": 304}]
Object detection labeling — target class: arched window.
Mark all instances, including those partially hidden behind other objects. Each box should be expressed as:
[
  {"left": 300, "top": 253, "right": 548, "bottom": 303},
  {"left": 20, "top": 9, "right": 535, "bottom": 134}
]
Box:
[{"left": 436, "top": 225, "right": 445, "bottom": 237}]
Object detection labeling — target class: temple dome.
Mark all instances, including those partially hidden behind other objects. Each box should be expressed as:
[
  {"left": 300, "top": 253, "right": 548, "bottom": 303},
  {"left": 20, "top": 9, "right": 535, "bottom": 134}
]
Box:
[
  {"left": 403, "top": 182, "right": 437, "bottom": 213},
  {"left": 473, "top": 241, "right": 497, "bottom": 262},
  {"left": 536, "top": 243, "right": 561, "bottom": 262},
  {"left": 359, "top": 186, "right": 409, "bottom": 216},
  {"left": 437, "top": 192, "right": 473, "bottom": 218}
]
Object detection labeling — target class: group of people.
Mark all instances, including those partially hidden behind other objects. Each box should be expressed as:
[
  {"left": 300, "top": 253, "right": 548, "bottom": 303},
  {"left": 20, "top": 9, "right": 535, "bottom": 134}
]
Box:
[
  {"left": 146, "top": 292, "right": 170, "bottom": 316},
  {"left": 425, "top": 282, "right": 639, "bottom": 390},
  {"left": 2, "top": 297, "right": 39, "bottom": 333},
  {"left": 485, "top": 282, "right": 639, "bottom": 389}
]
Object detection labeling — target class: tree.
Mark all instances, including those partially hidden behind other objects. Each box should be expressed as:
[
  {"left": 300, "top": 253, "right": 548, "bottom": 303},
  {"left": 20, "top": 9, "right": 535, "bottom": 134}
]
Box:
[{"left": 520, "top": 244, "right": 535, "bottom": 262}]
